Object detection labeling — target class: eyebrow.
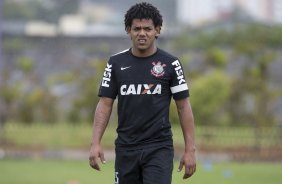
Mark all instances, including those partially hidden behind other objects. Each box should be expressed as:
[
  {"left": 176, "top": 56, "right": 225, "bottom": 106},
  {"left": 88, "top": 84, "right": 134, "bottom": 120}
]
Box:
[{"left": 132, "top": 25, "right": 154, "bottom": 28}]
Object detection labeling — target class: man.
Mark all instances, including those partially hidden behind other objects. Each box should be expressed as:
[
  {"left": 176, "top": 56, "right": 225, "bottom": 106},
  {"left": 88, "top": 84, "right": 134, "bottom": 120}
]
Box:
[{"left": 89, "top": 2, "right": 196, "bottom": 184}]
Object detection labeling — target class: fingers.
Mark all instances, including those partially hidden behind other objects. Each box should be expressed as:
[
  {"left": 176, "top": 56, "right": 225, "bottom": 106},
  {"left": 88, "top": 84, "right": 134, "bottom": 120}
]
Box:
[
  {"left": 183, "top": 163, "right": 196, "bottom": 179},
  {"left": 89, "top": 155, "right": 100, "bottom": 171},
  {"left": 89, "top": 153, "right": 106, "bottom": 171},
  {"left": 177, "top": 160, "right": 184, "bottom": 172},
  {"left": 99, "top": 152, "right": 106, "bottom": 164}
]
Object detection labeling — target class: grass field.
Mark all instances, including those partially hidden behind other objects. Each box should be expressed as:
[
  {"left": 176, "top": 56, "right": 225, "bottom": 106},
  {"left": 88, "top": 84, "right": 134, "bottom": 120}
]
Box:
[
  {"left": 1, "top": 123, "right": 281, "bottom": 184},
  {"left": 0, "top": 159, "right": 282, "bottom": 184},
  {"left": 2, "top": 122, "right": 281, "bottom": 150}
]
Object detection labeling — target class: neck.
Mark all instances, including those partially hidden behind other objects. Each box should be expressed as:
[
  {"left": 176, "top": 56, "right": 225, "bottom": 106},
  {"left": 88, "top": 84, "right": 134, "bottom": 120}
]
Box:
[{"left": 132, "top": 46, "right": 157, "bottom": 57}]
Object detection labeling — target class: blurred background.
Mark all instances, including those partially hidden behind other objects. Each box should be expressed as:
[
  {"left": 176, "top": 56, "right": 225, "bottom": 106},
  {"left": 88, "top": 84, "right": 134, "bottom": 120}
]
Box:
[{"left": 0, "top": 0, "right": 282, "bottom": 184}]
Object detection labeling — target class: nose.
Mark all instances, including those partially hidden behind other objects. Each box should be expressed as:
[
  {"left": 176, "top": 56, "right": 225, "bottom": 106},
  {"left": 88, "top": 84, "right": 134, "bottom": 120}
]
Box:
[{"left": 138, "top": 29, "right": 146, "bottom": 36}]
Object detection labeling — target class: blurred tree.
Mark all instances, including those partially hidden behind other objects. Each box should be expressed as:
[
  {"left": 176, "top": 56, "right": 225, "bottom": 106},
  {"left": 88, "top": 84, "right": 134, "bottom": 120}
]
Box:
[
  {"left": 205, "top": 47, "right": 227, "bottom": 69},
  {"left": 38, "top": 0, "right": 80, "bottom": 23},
  {"left": 16, "top": 87, "right": 58, "bottom": 124},
  {"left": 67, "top": 59, "right": 106, "bottom": 123},
  {"left": 172, "top": 24, "right": 282, "bottom": 128},
  {"left": 16, "top": 56, "right": 34, "bottom": 72},
  {"left": 232, "top": 33, "right": 277, "bottom": 151},
  {"left": 189, "top": 71, "right": 231, "bottom": 125},
  {"left": 3, "top": 0, "right": 34, "bottom": 21},
  {"left": 231, "top": 26, "right": 277, "bottom": 127},
  {"left": 170, "top": 71, "right": 231, "bottom": 126},
  {"left": 174, "top": 24, "right": 282, "bottom": 50},
  {"left": 0, "top": 70, "right": 20, "bottom": 138},
  {"left": 0, "top": 56, "right": 57, "bottom": 123},
  {"left": 3, "top": 0, "right": 79, "bottom": 23}
]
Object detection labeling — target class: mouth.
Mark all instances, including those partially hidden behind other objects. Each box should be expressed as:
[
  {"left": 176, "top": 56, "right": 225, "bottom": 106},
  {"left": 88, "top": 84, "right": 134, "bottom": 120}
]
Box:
[{"left": 138, "top": 39, "right": 146, "bottom": 44}]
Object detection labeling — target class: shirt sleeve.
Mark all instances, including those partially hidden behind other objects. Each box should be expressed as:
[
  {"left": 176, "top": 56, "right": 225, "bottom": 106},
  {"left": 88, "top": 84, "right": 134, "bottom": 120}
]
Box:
[
  {"left": 170, "top": 59, "right": 190, "bottom": 100},
  {"left": 98, "top": 58, "right": 118, "bottom": 99}
]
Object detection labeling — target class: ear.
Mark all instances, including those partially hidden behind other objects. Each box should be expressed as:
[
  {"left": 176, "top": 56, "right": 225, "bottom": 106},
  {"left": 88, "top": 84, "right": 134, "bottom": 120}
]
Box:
[
  {"left": 126, "top": 26, "right": 131, "bottom": 34},
  {"left": 155, "top": 26, "right": 161, "bottom": 37},
  {"left": 126, "top": 26, "right": 133, "bottom": 40}
]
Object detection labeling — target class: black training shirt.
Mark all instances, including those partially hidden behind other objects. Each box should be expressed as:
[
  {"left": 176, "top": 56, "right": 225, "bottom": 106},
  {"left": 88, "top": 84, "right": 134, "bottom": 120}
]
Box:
[{"left": 98, "top": 48, "right": 189, "bottom": 149}]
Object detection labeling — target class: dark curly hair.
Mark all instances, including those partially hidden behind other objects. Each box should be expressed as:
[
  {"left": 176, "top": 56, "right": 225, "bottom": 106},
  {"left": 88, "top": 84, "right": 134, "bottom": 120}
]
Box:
[{"left": 124, "top": 2, "right": 163, "bottom": 31}]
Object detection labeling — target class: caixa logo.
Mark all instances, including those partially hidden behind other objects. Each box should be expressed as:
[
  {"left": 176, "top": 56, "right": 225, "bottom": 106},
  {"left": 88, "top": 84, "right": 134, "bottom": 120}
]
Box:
[
  {"left": 101, "top": 63, "right": 112, "bottom": 87},
  {"left": 120, "top": 84, "right": 162, "bottom": 95}
]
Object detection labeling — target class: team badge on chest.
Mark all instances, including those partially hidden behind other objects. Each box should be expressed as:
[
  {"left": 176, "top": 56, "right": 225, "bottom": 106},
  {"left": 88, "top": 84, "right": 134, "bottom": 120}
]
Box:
[{"left": 151, "top": 61, "right": 166, "bottom": 77}]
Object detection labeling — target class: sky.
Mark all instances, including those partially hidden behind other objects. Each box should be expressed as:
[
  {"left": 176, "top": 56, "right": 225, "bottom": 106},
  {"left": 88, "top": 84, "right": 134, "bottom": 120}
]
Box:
[
  {"left": 177, "top": 0, "right": 282, "bottom": 25},
  {"left": 177, "top": 0, "right": 232, "bottom": 24}
]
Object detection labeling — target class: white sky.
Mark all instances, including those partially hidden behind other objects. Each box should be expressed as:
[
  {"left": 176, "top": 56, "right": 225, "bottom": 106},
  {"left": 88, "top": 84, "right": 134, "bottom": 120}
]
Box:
[
  {"left": 176, "top": 0, "right": 282, "bottom": 25},
  {"left": 177, "top": 0, "right": 234, "bottom": 24}
]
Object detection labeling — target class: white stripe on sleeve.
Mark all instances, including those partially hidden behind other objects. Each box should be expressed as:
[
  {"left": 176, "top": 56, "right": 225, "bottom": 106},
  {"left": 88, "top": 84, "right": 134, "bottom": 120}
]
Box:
[{"left": 170, "top": 83, "right": 188, "bottom": 94}]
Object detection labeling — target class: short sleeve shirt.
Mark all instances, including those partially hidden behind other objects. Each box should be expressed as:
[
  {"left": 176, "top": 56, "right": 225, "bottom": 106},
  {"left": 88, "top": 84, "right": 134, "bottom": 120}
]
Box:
[{"left": 98, "top": 48, "right": 189, "bottom": 148}]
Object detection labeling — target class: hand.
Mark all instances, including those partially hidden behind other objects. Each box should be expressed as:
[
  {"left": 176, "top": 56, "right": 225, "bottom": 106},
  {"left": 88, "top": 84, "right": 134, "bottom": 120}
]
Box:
[
  {"left": 89, "top": 144, "right": 106, "bottom": 171},
  {"left": 178, "top": 150, "right": 196, "bottom": 179}
]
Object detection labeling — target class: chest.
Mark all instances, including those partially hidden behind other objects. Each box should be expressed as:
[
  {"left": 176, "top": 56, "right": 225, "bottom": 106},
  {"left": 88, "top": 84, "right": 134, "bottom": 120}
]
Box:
[
  {"left": 114, "top": 60, "right": 172, "bottom": 96},
  {"left": 115, "top": 60, "right": 171, "bottom": 83}
]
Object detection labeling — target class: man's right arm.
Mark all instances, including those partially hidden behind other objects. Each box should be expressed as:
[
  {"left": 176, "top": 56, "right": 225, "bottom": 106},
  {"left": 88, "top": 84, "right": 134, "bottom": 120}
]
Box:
[{"left": 89, "top": 97, "right": 114, "bottom": 171}]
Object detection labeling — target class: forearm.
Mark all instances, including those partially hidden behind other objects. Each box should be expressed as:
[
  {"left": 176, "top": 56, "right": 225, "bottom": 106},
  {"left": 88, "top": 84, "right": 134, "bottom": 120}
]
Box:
[
  {"left": 91, "top": 98, "right": 113, "bottom": 145},
  {"left": 176, "top": 98, "right": 197, "bottom": 179},
  {"left": 176, "top": 98, "right": 196, "bottom": 152}
]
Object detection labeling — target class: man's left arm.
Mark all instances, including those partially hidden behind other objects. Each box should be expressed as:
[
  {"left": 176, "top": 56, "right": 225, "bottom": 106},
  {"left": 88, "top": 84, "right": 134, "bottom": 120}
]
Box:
[{"left": 175, "top": 98, "right": 196, "bottom": 179}]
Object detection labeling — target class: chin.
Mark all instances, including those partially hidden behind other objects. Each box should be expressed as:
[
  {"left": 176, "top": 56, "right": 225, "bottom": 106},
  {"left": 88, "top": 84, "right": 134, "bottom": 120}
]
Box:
[{"left": 137, "top": 45, "right": 149, "bottom": 51}]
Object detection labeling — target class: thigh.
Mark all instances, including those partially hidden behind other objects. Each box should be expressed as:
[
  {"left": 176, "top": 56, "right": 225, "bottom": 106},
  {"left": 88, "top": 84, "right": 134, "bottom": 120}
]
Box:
[
  {"left": 115, "top": 149, "right": 143, "bottom": 184},
  {"left": 142, "top": 146, "right": 174, "bottom": 184}
]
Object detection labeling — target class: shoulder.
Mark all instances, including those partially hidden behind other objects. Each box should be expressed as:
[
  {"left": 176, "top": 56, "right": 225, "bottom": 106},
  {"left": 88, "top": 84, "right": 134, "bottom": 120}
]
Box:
[
  {"left": 157, "top": 48, "right": 178, "bottom": 62},
  {"left": 107, "top": 49, "right": 131, "bottom": 72},
  {"left": 110, "top": 48, "right": 130, "bottom": 60}
]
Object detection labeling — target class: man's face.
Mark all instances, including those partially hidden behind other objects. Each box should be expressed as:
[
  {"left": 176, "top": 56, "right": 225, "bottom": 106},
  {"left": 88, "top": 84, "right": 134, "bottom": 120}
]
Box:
[{"left": 127, "top": 19, "right": 160, "bottom": 55}]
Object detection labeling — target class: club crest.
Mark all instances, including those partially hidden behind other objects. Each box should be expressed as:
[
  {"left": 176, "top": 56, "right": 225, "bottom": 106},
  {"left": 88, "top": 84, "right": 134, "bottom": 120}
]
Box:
[{"left": 151, "top": 61, "right": 166, "bottom": 77}]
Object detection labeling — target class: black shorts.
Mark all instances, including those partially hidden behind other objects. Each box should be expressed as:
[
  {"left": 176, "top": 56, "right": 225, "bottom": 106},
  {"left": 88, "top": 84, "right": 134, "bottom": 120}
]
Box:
[{"left": 114, "top": 145, "right": 174, "bottom": 184}]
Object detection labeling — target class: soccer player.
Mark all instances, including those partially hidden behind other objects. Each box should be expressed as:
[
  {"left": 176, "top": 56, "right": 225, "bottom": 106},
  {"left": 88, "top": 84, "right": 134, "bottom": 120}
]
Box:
[{"left": 89, "top": 2, "right": 196, "bottom": 184}]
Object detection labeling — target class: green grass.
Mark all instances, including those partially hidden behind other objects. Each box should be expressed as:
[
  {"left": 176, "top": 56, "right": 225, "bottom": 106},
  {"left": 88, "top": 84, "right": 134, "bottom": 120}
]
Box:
[
  {"left": 2, "top": 122, "right": 114, "bottom": 149},
  {"left": 2, "top": 123, "right": 94, "bottom": 149},
  {"left": 2, "top": 122, "right": 280, "bottom": 150},
  {"left": 0, "top": 159, "right": 281, "bottom": 184},
  {"left": 1, "top": 123, "right": 281, "bottom": 183}
]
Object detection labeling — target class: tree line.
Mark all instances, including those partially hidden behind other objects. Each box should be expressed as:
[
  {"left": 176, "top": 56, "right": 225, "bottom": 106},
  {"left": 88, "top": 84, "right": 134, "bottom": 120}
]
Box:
[
  {"left": 0, "top": 24, "right": 282, "bottom": 129},
  {"left": 170, "top": 23, "right": 282, "bottom": 127}
]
